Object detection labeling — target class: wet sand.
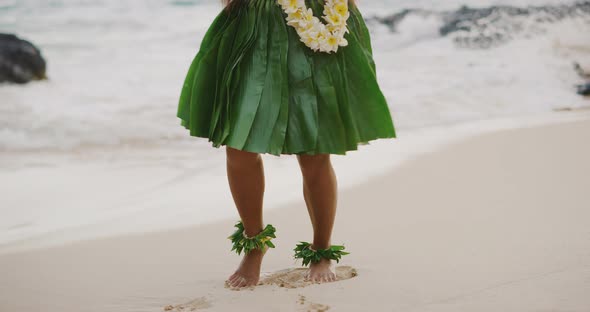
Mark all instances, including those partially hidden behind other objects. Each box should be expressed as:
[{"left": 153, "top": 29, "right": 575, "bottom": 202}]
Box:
[{"left": 1, "top": 117, "right": 589, "bottom": 311}]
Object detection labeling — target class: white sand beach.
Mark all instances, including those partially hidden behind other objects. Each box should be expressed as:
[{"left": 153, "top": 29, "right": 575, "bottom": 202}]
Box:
[
  {"left": 1, "top": 113, "right": 589, "bottom": 312},
  {"left": 2, "top": 0, "right": 590, "bottom": 310}
]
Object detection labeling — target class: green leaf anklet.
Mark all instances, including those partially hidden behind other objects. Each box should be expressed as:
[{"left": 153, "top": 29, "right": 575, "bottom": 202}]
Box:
[
  {"left": 293, "top": 241, "right": 350, "bottom": 267},
  {"left": 228, "top": 220, "right": 276, "bottom": 255}
]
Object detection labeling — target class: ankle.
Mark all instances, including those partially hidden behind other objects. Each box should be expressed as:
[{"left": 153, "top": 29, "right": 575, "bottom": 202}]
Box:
[
  {"left": 311, "top": 242, "right": 331, "bottom": 250},
  {"left": 244, "top": 226, "right": 264, "bottom": 238},
  {"left": 228, "top": 221, "right": 277, "bottom": 255},
  {"left": 293, "top": 241, "right": 350, "bottom": 267}
]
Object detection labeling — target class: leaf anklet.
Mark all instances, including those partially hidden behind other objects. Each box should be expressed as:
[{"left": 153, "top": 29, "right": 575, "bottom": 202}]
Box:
[
  {"left": 228, "top": 220, "right": 277, "bottom": 255},
  {"left": 293, "top": 241, "right": 349, "bottom": 266}
]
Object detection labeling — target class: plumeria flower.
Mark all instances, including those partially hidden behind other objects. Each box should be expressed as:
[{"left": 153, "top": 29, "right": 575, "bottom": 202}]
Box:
[
  {"left": 322, "top": 32, "right": 340, "bottom": 51},
  {"left": 286, "top": 9, "right": 304, "bottom": 26},
  {"left": 301, "top": 33, "right": 321, "bottom": 51},
  {"left": 296, "top": 8, "right": 316, "bottom": 28},
  {"left": 333, "top": 2, "right": 348, "bottom": 16},
  {"left": 325, "top": 12, "right": 344, "bottom": 26},
  {"left": 277, "top": 0, "right": 349, "bottom": 53},
  {"left": 278, "top": 0, "right": 305, "bottom": 14}
]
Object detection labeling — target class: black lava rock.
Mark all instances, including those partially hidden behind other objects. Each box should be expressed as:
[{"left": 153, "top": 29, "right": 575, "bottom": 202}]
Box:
[
  {"left": 577, "top": 83, "right": 590, "bottom": 96},
  {"left": 0, "top": 33, "right": 47, "bottom": 84}
]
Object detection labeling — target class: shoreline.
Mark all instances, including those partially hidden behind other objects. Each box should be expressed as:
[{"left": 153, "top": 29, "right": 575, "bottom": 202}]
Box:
[
  {"left": 2, "top": 113, "right": 590, "bottom": 311},
  {"left": 0, "top": 113, "right": 589, "bottom": 311},
  {"left": 1, "top": 109, "right": 590, "bottom": 255}
]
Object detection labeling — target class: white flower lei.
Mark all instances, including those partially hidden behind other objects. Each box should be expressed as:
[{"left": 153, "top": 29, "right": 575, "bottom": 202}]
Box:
[{"left": 277, "top": 0, "right": 350, "bottom": 53}]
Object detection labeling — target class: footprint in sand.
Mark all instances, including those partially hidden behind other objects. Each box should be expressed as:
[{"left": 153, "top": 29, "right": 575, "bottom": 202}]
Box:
[
  {"left": 259, "top": 265, "right": 357, "bottom": 289},
  {"left": 297, "top": 294, "right": 331, "bottom": 312},
  {"left": 163, "top": 297, "right": 212, "bottom": 311}
]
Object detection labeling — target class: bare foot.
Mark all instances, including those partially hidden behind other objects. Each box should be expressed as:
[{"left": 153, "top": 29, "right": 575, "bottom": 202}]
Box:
[
  {"left": 305, "top": 258, "right": 337, "bottom": 283},
  {"left": 225, "top": 245, "right": 269, "bottom": 289}
]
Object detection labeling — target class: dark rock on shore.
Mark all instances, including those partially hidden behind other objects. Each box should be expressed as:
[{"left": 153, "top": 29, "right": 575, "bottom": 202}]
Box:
[
  {"left": 369, "top": 9, "right": 420, "bottom": 33},
  {"left": 577, "top": 83, "right": 590, "bottom": 96},
  {"left": 0, "top": 33, "right": 47, "bottom": 84},
  {"left": 574, "top": 63, "right": 590, "bottom": 96}
]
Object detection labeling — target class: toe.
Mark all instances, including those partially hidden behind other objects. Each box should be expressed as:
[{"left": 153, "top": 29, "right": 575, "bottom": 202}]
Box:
[
  {"left": 232, "top": 275, "right": 244, "bottom": 287},
  {"left": 327, "top": 273, "right": 335, "bottom": 282},
  {"left": 240, "top": 277, "right": 250, "bottom": 288},
  {"left": 229, "top": 275, "right": 240, "bottom": 285}
]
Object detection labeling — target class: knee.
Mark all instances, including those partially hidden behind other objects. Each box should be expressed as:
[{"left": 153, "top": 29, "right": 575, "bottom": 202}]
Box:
[
  {"left": 226, "top": 146, "right": 261, "bottom": 168},
  {"left": 297, "top": 154, "right": 331, "bottom": 178}
]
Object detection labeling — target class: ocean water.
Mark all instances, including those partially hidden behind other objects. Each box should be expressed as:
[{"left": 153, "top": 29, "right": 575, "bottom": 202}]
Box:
[
  {"left": 0, "top": 0, "right": 589, "bottom": 251},
  {"left": 0, "top": 0, "right": 588, "bottom": 151}
]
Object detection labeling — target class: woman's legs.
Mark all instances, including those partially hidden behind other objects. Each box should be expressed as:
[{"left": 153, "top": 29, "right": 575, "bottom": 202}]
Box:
[
  {"left": 296, "top": 153, "right": 338, "bottom": 283},
  {"left": 225, "top": 146, "right": 268, "bottom": 288},
  {"left": 223, "top": 147, "right": 337, "bottom": 286}
]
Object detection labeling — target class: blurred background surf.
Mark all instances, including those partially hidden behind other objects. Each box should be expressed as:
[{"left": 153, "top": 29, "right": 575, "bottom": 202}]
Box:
[
  {"left": 0, "top": 0, "right": 588, "bottom": 251},
  {"left": 0, "top": 0, "right": 588, "bottom": 151}
]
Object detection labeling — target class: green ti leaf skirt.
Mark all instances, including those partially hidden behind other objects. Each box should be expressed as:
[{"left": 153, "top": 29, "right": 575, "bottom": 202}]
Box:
[{"left": 177, "top": 0, "right": 396, "bottom": 156}]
